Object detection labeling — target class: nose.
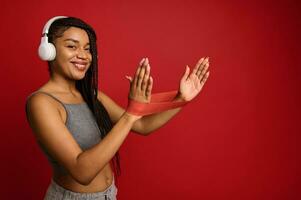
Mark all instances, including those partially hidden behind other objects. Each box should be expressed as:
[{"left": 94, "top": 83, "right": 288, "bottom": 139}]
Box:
[{"left": 76, "top": 48, "right": 89, "bottom": 59}]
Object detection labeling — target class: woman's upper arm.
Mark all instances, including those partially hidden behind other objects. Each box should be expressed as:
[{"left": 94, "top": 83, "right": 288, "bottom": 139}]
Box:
[
  {"left": 97, "top": 90, "right": 125, "bottom": 124},
  {"left": 97, "top": 90, "right": 145, "bottom": 134},
  {"left": 26, "top": 94, "right": 82, "bottom": 179}
]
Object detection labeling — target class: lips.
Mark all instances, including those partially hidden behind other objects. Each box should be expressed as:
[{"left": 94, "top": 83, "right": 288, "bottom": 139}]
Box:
[{"left": 71, "top": 61, "right": 88, "bottom": 71}]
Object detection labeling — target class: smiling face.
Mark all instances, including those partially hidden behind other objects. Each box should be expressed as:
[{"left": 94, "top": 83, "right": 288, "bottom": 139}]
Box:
[{"left": 50, "top": 27, "right": 92, "bottom": 80}]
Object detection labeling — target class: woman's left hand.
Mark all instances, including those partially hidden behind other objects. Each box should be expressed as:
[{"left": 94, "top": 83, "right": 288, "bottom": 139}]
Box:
[{"left": 176, "top": 57, "right": 210, "bottom": 102}]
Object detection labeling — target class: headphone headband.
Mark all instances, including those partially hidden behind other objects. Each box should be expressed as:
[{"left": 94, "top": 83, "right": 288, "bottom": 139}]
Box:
[{"left": 42, "top": 16, "right": 68, "bottom": 35}]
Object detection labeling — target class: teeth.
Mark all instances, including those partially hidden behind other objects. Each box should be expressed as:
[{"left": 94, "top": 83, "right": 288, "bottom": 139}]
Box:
[{"left": 74, "top": 63, "right": 86, "bottom": 70}]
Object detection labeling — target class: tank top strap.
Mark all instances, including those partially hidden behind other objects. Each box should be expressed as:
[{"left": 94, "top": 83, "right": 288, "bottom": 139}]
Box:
[
  {"left": 25, "top": 91, "right": 69, "bottom": 124},
  {"left": 27, "top": 91, "right": 67, "bottom": 107}
]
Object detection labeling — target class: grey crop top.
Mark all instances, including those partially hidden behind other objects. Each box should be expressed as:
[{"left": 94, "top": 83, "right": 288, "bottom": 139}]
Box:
[{"left": 25, "top": 91, "right": 103, "bottom": 175}]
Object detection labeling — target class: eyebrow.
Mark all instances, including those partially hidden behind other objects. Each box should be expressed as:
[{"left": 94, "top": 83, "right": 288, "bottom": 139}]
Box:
[{"left": 63, "top": 38, "right": 90, "bottom": 45}]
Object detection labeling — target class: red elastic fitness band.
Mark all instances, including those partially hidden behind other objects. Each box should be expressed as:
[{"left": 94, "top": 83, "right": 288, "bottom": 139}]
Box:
[{"left": 126, "top": 90, "right": 188, "bottom": 116}]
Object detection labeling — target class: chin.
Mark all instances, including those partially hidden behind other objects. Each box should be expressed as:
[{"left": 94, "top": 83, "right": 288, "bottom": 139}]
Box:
[
  {"left": 73, "top": 73, "right": 87, "bottom": 80},
  {"left": 71, "top": 68, "right": 90, "bottom": 80}
]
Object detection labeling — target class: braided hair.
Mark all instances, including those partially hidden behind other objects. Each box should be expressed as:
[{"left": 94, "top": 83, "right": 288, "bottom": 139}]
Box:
[{"left": 47, "top": 17, "right": 121, "bottom": 177}]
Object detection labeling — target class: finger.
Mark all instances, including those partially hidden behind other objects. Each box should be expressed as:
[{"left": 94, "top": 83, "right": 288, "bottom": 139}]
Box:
[
  {"left": 196, "top": 57, "right": 209, "bottom": 77},
  {"left": 141, "top": 63, "right": 151, "bottom": 92},
  {"left": 197, "top": 61, "right": 209, "bottom": 79},
  {"left": 181, "top": 65, "right": 190, "bottom": 82},
  {"left": 145, "top": 76, "right": 153, "bottom": 98},
  {"left": 139, "top": 58, "right": 145, "bottom": 66},
  {"left": 200, "top": 71, "right": 210, "bottom": 87},
  {"left": 125, "top": 75, "right": 133, "bottom": 82},
  {"left": 134, "top": 58, "right": 145, "bottom": 88},
  {"left": 133, "top": 67, "right": 141, "bottom": 88},
  {"left": 192, "top": 57, "right": 205, "bottom": 75},
  {"left": 137, "top": 57, "right": 148, "bottom": 89}
]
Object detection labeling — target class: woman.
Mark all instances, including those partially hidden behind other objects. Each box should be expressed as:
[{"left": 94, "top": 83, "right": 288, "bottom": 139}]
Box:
[{"left": 25, "top": 16, "right": 209, "bottom": 200}]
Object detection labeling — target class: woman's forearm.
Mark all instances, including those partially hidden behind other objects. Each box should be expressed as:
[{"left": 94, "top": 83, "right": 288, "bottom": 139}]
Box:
[
  {"left": 139, "top": 107, "right": 182, "bottom": 135},
  {"left": 138, "top": 96, "right": 184, "bottom": 135},
  {"left": 74, "top": 113, "right": 136, "bottom": 185}
]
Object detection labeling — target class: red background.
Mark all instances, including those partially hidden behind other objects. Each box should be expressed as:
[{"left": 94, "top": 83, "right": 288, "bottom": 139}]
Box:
[{"left": 1, "top": 0, "right": 300, "bottom": 199}]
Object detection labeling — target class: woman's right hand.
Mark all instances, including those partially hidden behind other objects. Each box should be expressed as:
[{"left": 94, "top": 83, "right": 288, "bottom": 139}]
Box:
[{"left": 125, "top": 57, "right": 153, "bottom": 120}]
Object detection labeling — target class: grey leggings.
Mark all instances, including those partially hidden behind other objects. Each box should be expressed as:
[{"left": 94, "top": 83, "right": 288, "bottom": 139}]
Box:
[{"left": 43, "top": 177, "right": 118, "bottom": 200}]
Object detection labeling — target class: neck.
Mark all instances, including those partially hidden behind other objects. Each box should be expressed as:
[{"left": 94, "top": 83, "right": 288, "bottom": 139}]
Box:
[{"left": 48, "top": 73, "right": 78, "bottom": 94}]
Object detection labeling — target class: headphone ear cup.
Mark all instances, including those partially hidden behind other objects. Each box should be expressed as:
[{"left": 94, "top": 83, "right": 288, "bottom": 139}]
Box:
[{"left": 38, "top": 42, "right": 56, "bottom": 61}]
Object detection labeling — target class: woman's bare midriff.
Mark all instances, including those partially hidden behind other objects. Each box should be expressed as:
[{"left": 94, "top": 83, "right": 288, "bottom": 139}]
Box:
[{"left": 53, "top": 163, "right": 114, "bottom": 193}]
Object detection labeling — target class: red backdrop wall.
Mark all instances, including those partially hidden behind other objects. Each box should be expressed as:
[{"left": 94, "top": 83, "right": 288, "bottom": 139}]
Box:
[{"left": 1, "top": 0, "right": 300, "bottom": 199}]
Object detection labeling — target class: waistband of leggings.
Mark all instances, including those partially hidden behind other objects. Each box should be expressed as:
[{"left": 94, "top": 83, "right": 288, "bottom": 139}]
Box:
[{"left": 50, "top": 175, "right": 116, "bottom": 198}]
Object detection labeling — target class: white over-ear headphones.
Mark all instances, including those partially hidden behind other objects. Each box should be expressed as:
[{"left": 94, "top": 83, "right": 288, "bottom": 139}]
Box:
[{"left": 38, "top": 16, "right": 68, "bottom": 61}]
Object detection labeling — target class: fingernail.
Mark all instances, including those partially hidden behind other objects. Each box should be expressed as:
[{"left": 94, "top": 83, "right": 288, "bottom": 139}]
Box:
[{"left": 140, "top": 58, "right": 145, "bottom": 65}]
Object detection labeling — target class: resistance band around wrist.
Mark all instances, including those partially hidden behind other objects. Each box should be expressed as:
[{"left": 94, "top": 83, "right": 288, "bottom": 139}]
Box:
[{"left": 126, "top": 90, "right": 188, "bottom": 116}]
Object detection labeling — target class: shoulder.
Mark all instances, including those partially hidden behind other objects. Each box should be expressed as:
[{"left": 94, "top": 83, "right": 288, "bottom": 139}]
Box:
[
  {"left": 97, "top": 90, "right": 106, "bottom": 101},
  {"left": 96, "top": 90, "right": 118, "bottom": 107},
  {"left": 25, "top": 90, "right": 64, "bottom": 126},
  {"left": 26, "top": 90, "right": 60, "bottom": 111},
  {"left": 97, "top": 90, "right": 112, "bottom": 105}
]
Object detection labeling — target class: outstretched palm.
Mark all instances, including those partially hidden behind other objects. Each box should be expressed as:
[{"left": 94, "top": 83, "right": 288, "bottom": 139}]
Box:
[{"left": 178, "top": 57, "right": 210, "bottom": 101}]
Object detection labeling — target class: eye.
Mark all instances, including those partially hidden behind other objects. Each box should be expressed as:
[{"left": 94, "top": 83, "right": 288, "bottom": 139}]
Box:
[
  {"left": 67, "top": 45, "right": 76, "bottom": 49},
  {"left": 85, "top": 47, "right": 91, "bottom": 52}
]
